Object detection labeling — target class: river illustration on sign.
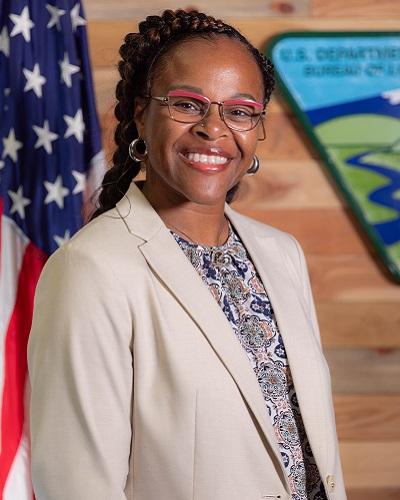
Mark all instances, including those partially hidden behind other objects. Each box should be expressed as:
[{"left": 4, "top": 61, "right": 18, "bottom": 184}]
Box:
[{"left": 268, "top": 32, "right": 400, "bottom": 282}]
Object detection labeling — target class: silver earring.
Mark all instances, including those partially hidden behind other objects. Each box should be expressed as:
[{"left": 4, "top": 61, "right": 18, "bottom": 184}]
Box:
[
  {"left": 128, "top": 137, "right": 148, "bottom": 162},
  {"left": 246, "top": 155, "right": 260, "bottom": 175}
]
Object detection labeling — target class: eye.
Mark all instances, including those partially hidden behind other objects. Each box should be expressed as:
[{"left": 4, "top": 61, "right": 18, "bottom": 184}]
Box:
[
  {"left": 169, "top": 98, "right": 204, "bottom": 114},
  {"left": 224, "top": 105, "right": 257, "bottom": 121}
]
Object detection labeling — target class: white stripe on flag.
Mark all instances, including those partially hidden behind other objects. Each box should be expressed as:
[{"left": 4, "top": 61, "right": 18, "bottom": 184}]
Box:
[
  {"left": 0, "top": 215, "right": 29, "bottom": 445},
  {"left": 3, "top": 430, "right": 33, "bottom": 500}
]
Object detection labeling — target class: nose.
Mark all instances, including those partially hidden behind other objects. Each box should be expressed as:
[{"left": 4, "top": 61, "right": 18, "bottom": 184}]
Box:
[{"left": 193, "top": 103, "right": 229, "bottom": 139}]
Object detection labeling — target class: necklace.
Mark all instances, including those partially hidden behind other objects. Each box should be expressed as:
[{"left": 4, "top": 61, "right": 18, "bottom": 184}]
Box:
[{"left": 167, "top": 217, "right": 230, "bottom": 247}]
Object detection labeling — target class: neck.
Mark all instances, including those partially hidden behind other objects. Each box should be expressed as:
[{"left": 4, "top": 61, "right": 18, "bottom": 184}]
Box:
[
  {"left": 165, "top": 211, "right": 229, "bottom": 246},
  {"left": 142, "top": 183, "right": 229, "bottom": 247}
]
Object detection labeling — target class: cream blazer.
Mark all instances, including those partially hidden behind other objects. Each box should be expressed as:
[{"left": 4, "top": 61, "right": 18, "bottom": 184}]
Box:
[{"left": 28, "top": 182, "right": 346, "bottom": 500}]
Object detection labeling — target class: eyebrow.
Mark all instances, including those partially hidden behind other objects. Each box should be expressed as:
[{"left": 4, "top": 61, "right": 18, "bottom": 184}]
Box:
[
  {"left": 167, "top": 84, "right": 262, "bottom": 104},
  {"left": 168, "top": 84, "right": 203, "bottom": 94},
  {"left": 232, "top": 92, "right": 260, "bottom": 102}
]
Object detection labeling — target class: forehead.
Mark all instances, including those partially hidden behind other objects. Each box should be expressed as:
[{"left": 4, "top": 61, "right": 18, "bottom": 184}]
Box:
[{"left": 151, "top": 36, "right": 264, "bottom": 100}]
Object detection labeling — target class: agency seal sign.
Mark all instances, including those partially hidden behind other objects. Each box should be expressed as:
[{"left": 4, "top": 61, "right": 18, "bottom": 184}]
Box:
[{"left": 268, "top": 32, "right": 400, "bottom": 283}]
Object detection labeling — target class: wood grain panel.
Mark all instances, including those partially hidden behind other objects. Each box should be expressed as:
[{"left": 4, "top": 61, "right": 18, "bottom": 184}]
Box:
[
  {"left": 326, "top": 349, "right": 400, "bottom": 394},
  {"left": 232, "top": 160, "right": 343, "bottom": 209},
  {"left": 347, "top": 488, "right": 400, "bottom": 500},
  {"left": 84, "top": 0, "right": 310, "bottom": 19},
  {"left": 307, "top": 254, "right": 400, "bottom": 301},
  {"left": 311, "top": 0, "right": 400, "bottom": 18},
  {"left": 333, "top": 395, "right": 400, "bottom": 440},
  {"left": 317, "top": 302, "right": 400, "bottom": 348},
  {"left": 340, "top": 441, "right": 400, "bottom": 488},
  {"left": 232, "top": 208, "right": 365, "bottom": 253},
  {"left": 259, "top": 110, "right": 316, "bottom": 160},
  {"left": 87, "top": 19, "right": 400, "bottom": 67}
]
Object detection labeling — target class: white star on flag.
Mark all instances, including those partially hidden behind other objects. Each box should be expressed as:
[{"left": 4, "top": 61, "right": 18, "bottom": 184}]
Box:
[
  {"left": 72, "top": 170, "right": 86, "bottom": 194},
  {"left": 59, "top": 52, "right": 80, "bottom": 88},
  {"left": 23, "top": 63, "right": 47, "bottom": 98},
  {"left": 9, "top": 6, "right": 35, "bottom": 43},
  {"left": 382, "top": 89, "right": 400, "bottom": 105},
  {"left": 54, "top": 230, "right": 71, "bottom": 247},
  {"left": 2, "top": 128, "right": 23, "bottom": 163},
  {"left": 44, "top": 175, "right": 70, "bottom": 209},
  {"left": 0, "top": 26, "right": 10, "bottom": 57},
  {"left": 33, "top": 120, "right": 58, "bottom": 154},
  {"left": 46, "top": 4, "right": 66, "bottom": 30},
  {"left": 64, "top": 109, "right": 85, "bottom": 143},
  {"left": 8, "top": 185, "right": 31, "bottom": 219},
  {"left": 70, "top": 3, "right": 87, "bottom": 31},
  {"left": 0, "top": 160, "right": 5, "bottom": 170}
]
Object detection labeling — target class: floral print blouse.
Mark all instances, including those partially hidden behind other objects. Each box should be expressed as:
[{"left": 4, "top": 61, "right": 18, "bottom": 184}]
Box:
[{"left": 171, "top": 222, "right": 327, "bottom": 500}]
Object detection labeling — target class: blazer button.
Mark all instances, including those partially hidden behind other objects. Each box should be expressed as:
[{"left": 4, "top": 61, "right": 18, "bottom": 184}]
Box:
[{"left": 326, "top": 474, "right": 335, "bottom": 492}]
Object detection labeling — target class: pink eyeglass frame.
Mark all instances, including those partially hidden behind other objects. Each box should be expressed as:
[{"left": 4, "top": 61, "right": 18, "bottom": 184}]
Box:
[{"left": 165, "top": 89, "right": 265, "bottom": 110}]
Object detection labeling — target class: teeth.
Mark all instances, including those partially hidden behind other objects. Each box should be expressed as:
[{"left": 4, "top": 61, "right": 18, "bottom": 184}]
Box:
[{"left": 186, "top": 153, "right": 228, "bottom": 165}]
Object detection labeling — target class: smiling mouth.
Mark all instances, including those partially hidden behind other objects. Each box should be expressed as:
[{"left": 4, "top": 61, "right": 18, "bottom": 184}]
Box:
[{"left": 184, "top": 152, "right": 229, "bottom": 165}]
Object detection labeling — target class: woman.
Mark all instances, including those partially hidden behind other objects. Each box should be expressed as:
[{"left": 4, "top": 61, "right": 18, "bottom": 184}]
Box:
[{"left": 28, "top": 9, "right": 346, "bottom": 500}]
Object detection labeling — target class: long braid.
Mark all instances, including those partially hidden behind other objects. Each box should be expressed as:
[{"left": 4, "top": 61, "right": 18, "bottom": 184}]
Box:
[{"left": 90, "top": 9, "right": 274, "bottom": 219}]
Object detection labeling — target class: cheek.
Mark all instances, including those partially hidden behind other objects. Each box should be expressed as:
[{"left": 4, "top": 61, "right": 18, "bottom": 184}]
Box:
[
  {"left": 145, "top": 121, "right": 175, "bottom": 163},
  {"left": 233, "top": 134, "right": 260, "bottom": 181},
  {"left": 146, "top": 107, "right": 179, "bottom": 145},
  {"left": 236, "top": 133, "right": 259, "bottom": 162}
]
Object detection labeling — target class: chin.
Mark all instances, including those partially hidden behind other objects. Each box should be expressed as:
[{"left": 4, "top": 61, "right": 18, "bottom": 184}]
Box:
[
  {"left": 177, "top": 186, "right": 227, "bottom": 206},
  {"left": 180, "top": 174, "right": 239, "bottom": 204}
]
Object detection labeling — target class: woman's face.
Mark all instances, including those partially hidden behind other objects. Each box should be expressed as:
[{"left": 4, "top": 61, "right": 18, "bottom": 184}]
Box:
[{"left": 135, "top": 36, "right": 265, "bottom": 208}]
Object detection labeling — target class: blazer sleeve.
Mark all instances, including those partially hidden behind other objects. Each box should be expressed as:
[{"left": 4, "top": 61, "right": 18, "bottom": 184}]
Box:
[{"left": 28, "top": 243, "right": 133, "bottom": 500}]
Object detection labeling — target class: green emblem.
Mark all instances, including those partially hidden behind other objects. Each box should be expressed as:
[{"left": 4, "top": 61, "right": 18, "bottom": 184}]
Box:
[{"left": 268, "top": 32, "right": 400, "bottom": 283}]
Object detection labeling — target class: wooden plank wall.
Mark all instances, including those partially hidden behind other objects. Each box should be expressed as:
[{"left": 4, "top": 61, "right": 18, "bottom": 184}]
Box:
[{"left": 86, "top": 1, "right": 400, "bottom": 498}]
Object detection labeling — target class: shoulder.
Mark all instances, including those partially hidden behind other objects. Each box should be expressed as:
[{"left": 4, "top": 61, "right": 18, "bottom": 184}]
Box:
[
  {"left": 228, "top": 207, "right": 320, "bottom": 340},
  {"left": 227, "top": 205, "right": 304, "bottom": 261},
  {"left": 38, "top": 207, "right": 145, "bottom": 296},
  {"left": 64, "top": 207, "right": 143, "bottom": 256},
  {"left": 48, "top": 207, "right": 142, "bottom": 265}
]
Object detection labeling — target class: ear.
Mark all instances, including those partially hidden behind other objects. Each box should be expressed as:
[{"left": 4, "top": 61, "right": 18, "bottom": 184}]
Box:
[{"left": 134, "top": 96, "right": 149, "bottom": 137}]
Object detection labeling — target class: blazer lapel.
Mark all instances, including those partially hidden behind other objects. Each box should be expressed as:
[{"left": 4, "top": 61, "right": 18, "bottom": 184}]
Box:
[
  {"left": 116, "top": 183, "right": 289, "bottom": 489},
  {"left": 226, "top": 205, "right": 329, "bottom": 478}
]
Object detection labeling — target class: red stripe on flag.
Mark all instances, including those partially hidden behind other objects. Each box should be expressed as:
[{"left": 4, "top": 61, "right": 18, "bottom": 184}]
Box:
[
  {"left": 0, "top": 197, "right": 3, "bottom": 271},
  {"left": 0, "top": 242, "right": 47, "bottom": 495}
]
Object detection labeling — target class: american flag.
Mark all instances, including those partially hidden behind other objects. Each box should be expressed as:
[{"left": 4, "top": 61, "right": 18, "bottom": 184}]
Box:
[{"left": 0, "top": 1, "right": 104, "bottom": 497}]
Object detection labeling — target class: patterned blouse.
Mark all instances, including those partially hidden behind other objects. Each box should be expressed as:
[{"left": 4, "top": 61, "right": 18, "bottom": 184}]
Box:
[{"left": 171, "top": 222, "right": 327, "bottom": 500}]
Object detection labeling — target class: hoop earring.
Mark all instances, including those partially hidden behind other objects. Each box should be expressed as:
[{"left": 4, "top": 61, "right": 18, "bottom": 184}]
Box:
[
  {"left": 246, "top": 155, "right": 260, "bottom": 175},
  {"left": 128, "top": 137, "right": 148, "bottom": 162}
]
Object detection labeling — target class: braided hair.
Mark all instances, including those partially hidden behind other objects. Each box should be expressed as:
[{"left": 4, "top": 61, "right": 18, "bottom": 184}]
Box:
[{"left": 90, "top": 9, "right": 274, "bottom": 219}]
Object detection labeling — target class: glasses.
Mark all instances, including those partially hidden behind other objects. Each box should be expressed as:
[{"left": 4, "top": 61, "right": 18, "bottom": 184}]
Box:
[{"left": 148, "top": 90, "right": 266, "bottom": 132}]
